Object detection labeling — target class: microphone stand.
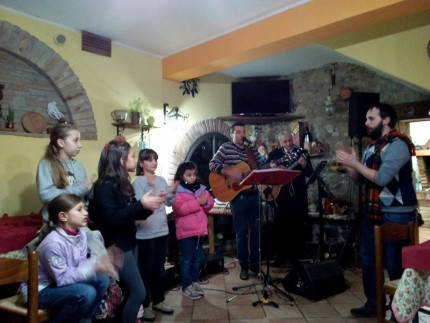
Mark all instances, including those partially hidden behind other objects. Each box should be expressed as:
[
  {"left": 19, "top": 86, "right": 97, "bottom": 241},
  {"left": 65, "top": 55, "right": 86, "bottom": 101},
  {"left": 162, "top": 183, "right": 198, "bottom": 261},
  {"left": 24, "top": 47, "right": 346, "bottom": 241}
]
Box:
[{"left": 305, "top": 160, "right": 334, "bottom": 263}]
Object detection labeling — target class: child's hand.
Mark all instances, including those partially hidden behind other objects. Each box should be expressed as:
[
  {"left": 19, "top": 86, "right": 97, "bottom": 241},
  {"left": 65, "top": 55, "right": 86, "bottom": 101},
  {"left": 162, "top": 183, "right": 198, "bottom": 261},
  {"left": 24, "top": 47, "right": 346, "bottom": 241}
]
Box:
[
  {"left": 95, "top": 256, "right": 118, "bottom": 280},
  {"left": 95, "top": 245, "right": 123, "bottom": 281},
  {"left": 140, "top": 190, "right": 165, "bottom": 210},
  {"left": 158, "top": 191, "right": 168, "bottom": 199},
  {"left": 197, "top": 195, "right": 207, "bottom": 205}
]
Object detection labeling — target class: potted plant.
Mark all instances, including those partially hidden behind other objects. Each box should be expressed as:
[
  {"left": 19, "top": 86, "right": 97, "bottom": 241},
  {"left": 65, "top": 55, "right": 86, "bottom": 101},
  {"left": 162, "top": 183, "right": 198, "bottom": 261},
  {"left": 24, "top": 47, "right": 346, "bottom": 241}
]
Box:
[
  {"left": 6, "top": 106, "right": 14, "bottom": 129},
  {"left": 129, "top": 97, "right": 146, "bottom": 125},
  {"left": 128, "top": 96, "right": 155, "bottom": 127}
]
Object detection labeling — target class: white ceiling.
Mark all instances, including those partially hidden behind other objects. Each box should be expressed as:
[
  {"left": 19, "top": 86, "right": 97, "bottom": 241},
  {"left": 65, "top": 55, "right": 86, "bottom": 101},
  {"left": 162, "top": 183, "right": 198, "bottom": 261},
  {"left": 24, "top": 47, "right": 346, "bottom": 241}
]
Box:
[{"left": 0, "top": 0, "right": 359, "bottom": 78}]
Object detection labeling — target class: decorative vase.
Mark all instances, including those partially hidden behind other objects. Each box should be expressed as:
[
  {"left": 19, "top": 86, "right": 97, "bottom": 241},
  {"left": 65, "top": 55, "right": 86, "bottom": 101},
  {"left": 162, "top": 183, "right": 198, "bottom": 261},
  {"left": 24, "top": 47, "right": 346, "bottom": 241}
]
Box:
[
  {"left": 147, "top": 116, "right": 154, "bottom": 127},
  {"left": 131, "top": 112, "right": 142, "bottom": 125},
  {"left": 6, "top": 121, "right": 14, "bottom": 129}
]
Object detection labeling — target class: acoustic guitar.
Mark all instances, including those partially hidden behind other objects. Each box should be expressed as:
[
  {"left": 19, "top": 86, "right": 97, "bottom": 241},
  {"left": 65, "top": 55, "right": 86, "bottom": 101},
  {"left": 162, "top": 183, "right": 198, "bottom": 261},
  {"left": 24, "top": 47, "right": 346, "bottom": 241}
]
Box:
[
  {"left": 209, "top": 162, "right": 252, "bottom": 202},
  {"left": 209, "top": 154, "right": 299, "bottom": 202},
  {"left": 260, "top": 150, "right": 310, "bottom": 201}
]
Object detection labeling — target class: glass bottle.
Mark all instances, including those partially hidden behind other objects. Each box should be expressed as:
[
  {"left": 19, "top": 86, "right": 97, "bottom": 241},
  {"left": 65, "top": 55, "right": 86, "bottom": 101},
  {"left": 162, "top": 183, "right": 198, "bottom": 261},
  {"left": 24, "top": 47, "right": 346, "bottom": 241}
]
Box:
[{"left": 303, "top": 126, "right": 312, "bottom": 151}]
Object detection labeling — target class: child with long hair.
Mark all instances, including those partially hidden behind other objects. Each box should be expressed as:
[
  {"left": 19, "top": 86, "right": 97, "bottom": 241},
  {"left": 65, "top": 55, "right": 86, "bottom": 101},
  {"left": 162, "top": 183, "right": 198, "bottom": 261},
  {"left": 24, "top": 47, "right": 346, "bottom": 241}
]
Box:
[
  {"left": 33, "top": 193, "right": 116, "bottom": 323},
  {"left": 132, "top": 148, "right": 177, "bottom": 320},
  {"left": 172, "top": 161, "right": 214, "bottom": 300},
  {"left": 88, "top": 140, "right": 165, "bottom": 323},
  {"left": 37, "top": 123, "right": 92, "bottom": 222}
]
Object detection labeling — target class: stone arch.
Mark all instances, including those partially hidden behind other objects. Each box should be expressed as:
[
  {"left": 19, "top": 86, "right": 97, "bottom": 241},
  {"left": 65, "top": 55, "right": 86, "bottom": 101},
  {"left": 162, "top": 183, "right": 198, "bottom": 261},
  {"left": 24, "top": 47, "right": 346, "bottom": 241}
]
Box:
[
  {"left": 166, "top": 118, "right": 230, "bottom": 184},
  {"left": 0, "top": 20, "right": 97, "bottom": 139}
]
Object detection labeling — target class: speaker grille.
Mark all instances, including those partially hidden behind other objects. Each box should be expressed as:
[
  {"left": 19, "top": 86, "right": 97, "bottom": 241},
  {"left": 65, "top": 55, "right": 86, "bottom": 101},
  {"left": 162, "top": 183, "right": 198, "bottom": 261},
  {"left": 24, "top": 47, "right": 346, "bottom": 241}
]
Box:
[
  {"left": 82, "top": 31, "right": 111, "bottom": 57},
  {"left": 54, "top": 34, "right": 66, "bottom": 45}
]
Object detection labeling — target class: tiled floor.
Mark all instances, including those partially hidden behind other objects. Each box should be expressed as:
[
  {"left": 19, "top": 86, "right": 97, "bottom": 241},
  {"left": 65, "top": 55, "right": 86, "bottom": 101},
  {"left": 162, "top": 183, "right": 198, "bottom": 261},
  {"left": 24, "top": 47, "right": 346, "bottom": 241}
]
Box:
[{"left": 148, "top": 227, "right": 430, "bottom": 323}]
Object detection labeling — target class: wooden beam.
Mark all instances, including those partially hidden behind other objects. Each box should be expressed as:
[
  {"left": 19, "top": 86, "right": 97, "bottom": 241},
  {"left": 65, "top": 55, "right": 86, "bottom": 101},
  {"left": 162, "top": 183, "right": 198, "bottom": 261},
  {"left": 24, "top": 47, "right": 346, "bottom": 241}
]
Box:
[{"left": 162, "top": 0, "right": 430, "bottom": 81}]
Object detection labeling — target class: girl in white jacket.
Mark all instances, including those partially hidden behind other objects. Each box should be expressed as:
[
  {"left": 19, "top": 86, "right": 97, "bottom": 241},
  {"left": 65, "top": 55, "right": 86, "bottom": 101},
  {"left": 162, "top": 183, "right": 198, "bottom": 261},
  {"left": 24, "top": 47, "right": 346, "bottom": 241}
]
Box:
[{"left": 132, "top": 148, "right": 176, "bottom": 319}]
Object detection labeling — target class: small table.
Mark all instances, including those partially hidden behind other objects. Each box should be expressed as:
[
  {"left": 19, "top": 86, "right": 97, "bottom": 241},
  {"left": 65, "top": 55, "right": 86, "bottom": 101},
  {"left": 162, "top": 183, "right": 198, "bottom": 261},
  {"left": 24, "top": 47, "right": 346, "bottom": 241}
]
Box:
[
  {"left": 207, "top": 205, "right": 231, "bottom": 254},
  {"left": 392, "top": 240, "right": 430, "bottom": 322}
]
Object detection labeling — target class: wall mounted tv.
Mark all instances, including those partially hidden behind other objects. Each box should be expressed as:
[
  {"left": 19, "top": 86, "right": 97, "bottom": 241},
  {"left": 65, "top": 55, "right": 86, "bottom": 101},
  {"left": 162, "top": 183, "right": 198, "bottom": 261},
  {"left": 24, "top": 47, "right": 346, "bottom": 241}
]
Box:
[{"left": 232, "top": 79, "right": 290, "bottom": 116}]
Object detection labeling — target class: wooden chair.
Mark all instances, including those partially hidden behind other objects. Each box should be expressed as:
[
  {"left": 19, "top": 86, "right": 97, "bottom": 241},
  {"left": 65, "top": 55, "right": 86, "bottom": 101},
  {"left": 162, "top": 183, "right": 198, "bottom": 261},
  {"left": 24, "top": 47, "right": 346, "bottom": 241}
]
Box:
[
  {"left": 374, "top": 221, "right": 415, "bottom": 323},
  {"left": 0, "top": 250, "right": 51, "bottom": 322}
]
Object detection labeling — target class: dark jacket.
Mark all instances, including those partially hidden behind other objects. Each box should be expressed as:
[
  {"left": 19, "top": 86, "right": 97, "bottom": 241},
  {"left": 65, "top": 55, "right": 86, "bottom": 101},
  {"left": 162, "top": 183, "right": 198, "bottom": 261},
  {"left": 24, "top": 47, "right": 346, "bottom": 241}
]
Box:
[
  {"left": 88, "top": 178, "right": 151, "bottom": 251},
  {"left": 268, "top": 146, "right": 312, "bottom": 215}
]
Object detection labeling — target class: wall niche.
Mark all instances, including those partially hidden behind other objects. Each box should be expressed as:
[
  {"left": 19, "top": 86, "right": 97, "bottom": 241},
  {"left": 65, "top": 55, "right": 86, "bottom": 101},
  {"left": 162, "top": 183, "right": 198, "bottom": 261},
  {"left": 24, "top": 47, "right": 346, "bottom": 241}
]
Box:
[{"left": 0, "top": 20, "right": 97, "bottom": 139}]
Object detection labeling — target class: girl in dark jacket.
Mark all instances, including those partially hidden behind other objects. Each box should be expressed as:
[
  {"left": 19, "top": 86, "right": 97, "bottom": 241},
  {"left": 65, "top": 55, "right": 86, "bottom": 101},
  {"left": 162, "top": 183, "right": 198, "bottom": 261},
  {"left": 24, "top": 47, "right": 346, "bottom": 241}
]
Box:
[{"left": 89, "top": 140, "right": 165, "bottom": 323}]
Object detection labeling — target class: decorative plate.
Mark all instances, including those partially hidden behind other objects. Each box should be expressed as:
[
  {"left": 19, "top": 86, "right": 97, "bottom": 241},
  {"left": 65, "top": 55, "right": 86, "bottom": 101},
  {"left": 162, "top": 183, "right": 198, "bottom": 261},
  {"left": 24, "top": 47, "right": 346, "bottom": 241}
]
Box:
[{"left": 22, "top": 112, "right": 47, "bottom": 133}]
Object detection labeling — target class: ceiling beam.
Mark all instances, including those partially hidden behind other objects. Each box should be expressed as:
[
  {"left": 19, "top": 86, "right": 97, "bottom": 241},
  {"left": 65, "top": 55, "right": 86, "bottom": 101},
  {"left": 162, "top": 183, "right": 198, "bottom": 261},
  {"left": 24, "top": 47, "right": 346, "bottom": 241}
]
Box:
[{"left": 162, "top": 0, "right": 430, "bottom": 81}]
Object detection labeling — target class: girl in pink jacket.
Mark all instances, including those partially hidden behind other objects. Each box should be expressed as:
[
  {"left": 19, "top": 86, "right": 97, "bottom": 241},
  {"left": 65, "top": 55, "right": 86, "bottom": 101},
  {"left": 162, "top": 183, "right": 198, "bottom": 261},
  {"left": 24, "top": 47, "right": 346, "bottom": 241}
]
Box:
[{"left": 172, "top": 161, "right": 214, "bottom": 300}]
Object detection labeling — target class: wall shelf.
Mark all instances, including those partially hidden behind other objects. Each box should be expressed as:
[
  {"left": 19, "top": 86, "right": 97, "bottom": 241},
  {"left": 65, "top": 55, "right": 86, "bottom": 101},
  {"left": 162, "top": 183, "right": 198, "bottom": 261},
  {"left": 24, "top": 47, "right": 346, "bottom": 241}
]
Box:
[
  {"left": 217, "top": 114, "right": 304, "bottom": 125},
  {"left": 111, "top": 122, "right": 156, "bottom": 138},
  {"left": 416, "top": 150, "right": 430, "bottom": 157}
]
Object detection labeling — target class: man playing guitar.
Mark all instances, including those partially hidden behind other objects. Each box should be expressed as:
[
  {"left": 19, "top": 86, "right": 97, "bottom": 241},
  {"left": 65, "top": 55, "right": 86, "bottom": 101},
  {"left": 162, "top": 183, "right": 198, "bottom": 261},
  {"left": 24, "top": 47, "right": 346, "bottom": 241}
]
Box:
[
  {"left": 268, "top": 132, "right": 313, "bottom": 267},
  {"left": 209, "top": 122, "right": 262, "bottom": 281}
]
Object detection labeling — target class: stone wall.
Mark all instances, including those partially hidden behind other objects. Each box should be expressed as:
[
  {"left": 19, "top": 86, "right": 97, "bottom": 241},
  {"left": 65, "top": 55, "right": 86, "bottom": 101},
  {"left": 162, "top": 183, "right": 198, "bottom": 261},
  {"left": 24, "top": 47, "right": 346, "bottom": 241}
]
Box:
[{"left": 253, "top": 62, "right": 430, "bottom": 208}]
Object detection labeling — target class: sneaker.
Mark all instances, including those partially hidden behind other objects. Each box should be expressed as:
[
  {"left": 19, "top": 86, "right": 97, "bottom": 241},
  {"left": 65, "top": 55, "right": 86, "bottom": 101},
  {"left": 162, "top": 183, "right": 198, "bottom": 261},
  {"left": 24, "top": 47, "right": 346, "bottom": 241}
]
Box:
[
  {"left": 350, "top": 306, "right": 377, "bottom": 318},
  {"left": 240, "top": 268, "right": 249, "bottom": 280},
  {"left": 152, "top": 301, "right": 174, "bottom": 315},
  {"left": 137, "top": 305, "right": 144, "bottom": 319},
  {"left": 192, "top": 282, "right": 205, "bottom": 296},
  {"left": 142, "top": 306, "right": 155, "bottom": 321},
  {"left": 182, "top": 284, "right": 201, "bottom": 300}
]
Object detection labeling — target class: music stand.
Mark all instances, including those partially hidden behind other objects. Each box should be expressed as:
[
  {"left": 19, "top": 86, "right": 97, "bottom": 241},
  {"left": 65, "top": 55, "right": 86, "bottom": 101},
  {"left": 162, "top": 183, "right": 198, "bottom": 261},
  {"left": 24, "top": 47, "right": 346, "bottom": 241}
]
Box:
[{"left": 230, "top": 168, "right": 301, "bottom": 305}]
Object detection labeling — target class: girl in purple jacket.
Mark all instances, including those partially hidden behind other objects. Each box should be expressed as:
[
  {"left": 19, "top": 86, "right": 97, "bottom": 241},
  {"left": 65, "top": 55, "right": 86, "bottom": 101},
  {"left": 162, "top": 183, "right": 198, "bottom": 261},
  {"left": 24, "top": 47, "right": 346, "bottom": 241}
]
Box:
[
  {"left": 35, "top": 193, "right": 117, "bottom": 323},
  {"left": 172, "top": 161, "right": 214, "bottom": 300}
]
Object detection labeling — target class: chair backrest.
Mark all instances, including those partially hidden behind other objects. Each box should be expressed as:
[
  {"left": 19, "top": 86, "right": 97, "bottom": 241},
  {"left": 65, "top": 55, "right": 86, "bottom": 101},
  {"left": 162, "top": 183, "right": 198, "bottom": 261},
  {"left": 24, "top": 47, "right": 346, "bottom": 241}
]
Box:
[
  {"left": 374, "top": 221, "right": 415, "bottom": 323},
  {"left": 0, "top": 250, "right": 42, "bottom": 323}
]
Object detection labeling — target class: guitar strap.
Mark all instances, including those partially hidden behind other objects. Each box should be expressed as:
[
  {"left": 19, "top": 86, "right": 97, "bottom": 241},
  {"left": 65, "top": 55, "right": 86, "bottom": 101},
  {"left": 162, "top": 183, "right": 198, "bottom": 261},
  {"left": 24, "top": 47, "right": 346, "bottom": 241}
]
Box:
[{"left": 244, "top": 145, "right": 258, "bottom": 170}]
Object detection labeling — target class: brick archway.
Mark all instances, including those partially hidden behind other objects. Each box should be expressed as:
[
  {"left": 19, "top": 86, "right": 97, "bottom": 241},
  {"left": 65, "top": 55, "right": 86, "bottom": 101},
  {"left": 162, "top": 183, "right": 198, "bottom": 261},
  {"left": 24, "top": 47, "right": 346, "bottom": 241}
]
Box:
[
  {"left": 0, "top": 21, "right": 97, "bottom": 139},
  {"left": 166, "top": 118, "right": 230, "bottom": 184}
]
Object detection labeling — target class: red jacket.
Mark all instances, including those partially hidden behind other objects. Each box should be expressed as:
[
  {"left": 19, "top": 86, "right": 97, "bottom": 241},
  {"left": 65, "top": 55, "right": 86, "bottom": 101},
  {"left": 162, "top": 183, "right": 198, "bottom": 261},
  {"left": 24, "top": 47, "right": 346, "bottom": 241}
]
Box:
[{"left": 173, "top": 184, "right": 214, "bottom": 240}]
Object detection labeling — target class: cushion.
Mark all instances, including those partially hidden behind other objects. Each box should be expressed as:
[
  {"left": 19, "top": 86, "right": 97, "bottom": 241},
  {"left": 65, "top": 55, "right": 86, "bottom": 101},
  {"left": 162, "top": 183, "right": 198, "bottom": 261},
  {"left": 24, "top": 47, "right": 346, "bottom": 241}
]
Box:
[{"left": 402, "top": 240, "right": 430, "bottom": 270}]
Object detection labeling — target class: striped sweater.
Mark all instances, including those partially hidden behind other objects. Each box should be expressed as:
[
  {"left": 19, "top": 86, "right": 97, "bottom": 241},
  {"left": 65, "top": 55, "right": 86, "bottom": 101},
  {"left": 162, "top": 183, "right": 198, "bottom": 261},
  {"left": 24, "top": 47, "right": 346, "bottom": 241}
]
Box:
[{"left": 209, "top": 141, "right": 262, "bottom": 173}]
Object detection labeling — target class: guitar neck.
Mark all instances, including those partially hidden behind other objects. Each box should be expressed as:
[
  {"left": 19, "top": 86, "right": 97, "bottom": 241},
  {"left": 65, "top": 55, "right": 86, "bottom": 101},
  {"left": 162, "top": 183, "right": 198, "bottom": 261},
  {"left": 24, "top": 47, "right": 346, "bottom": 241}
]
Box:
[{"left": 262, "top": 155, "right": 301, "bottom": 170}]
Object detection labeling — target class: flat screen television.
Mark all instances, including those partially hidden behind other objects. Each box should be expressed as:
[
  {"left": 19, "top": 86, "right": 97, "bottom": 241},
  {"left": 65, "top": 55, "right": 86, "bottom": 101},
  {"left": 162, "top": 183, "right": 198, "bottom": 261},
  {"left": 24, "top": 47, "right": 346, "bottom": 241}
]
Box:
[{"left": 232, "top": 80, "right": 290, "bottom": 116}]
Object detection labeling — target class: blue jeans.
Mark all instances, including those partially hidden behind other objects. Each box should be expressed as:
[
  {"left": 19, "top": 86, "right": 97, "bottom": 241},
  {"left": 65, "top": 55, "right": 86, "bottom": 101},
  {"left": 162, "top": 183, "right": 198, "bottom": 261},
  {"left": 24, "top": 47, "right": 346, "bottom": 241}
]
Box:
[
  {"left": 360, "top": 211, "right": 415, "bottom": 312},
  {"left": 137, "top": 235, "right": 168, "bottom": 307},
  {"left": 119, "top": 247, "right": 146, "bottom": 323},
  {"left": 179, "top": 236, "right": 203, "bottom": 290},
  {"left": 38, "top": 273, "right": 109, "bottom": 323},
  {"left": 230, "top": 189, "right": 260, "bottom": 269}
]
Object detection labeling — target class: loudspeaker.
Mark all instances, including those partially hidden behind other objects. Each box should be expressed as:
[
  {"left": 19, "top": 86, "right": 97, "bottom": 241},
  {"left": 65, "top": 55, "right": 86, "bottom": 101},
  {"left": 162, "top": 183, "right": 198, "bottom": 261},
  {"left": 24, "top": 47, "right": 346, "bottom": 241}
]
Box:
[
  {"left": 165, "top": 265, "right": 181, "bottom": 290},
  {"left": 54, "top": 34, "right": 67, "bottom": 46},
  {"left": 199, "top": 253, "right": 224, "bottom": 278},
  {"left": 282, "top": 260, "right": 349, "bottom": 300},
  {"left": 348, "top": 92, "right": 380, "bottom": 138}
]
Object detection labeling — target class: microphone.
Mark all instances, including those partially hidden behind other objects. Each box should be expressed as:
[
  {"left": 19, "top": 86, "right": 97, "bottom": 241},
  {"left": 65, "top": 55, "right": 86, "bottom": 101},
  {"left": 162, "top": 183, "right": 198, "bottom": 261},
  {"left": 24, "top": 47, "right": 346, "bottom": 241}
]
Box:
[{"left": 242, "top": 137, "right": 252, "bottom": 145}]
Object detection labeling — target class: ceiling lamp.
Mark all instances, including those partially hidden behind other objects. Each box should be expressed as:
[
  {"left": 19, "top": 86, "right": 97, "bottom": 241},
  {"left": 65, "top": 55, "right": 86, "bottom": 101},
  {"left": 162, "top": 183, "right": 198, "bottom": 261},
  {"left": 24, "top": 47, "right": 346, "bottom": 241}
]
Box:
[{"left": 324, "top": 65, "right": 336, "bottom": 116}]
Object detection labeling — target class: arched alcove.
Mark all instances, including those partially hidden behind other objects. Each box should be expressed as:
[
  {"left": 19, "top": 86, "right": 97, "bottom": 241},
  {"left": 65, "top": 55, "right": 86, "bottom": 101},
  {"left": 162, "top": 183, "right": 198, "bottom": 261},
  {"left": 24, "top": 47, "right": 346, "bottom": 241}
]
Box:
[
  {"left": 0, "top": 20, "right": 97, "bottom": 139},
  {"left": 166, "top": 118, "right": 230, "bottom": 184}
]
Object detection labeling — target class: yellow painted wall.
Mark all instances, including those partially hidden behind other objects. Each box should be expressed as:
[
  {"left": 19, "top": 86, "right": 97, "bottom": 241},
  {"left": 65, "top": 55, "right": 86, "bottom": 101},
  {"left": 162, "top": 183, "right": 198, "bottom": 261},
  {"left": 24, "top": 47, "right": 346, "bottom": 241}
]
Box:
[
  {"left": 0, "top": 10, "right": 231, "bottom": 215},
  {"left": 332, "top": 24, "right": 430, "bottom": 91},
  {"left": 152, "top": 80, "right": 231, "bottom": 180}
]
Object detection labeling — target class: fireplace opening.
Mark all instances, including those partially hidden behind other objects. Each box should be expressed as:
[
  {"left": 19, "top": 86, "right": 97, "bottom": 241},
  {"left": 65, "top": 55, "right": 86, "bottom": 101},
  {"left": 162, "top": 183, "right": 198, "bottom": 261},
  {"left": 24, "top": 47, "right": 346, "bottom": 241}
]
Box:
[{"left": 185, "top": 132, "right": 229, "bottom": 189}]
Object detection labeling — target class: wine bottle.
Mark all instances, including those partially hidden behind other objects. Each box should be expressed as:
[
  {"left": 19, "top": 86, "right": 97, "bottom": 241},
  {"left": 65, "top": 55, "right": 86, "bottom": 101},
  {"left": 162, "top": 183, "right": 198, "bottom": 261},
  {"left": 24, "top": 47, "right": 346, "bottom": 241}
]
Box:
[{"left": 303, "top": 126, "right": 312, "bottom": 151}]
